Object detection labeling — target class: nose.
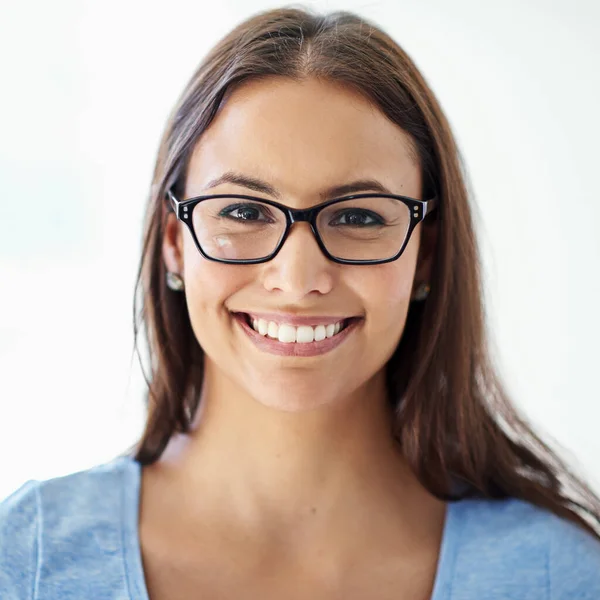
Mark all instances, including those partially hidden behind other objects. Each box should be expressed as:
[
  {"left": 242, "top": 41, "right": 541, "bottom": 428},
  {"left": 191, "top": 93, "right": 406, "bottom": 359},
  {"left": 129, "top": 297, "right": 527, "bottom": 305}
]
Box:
[{"left": 261, "top": 222, "right": 334, "bottom": 300}]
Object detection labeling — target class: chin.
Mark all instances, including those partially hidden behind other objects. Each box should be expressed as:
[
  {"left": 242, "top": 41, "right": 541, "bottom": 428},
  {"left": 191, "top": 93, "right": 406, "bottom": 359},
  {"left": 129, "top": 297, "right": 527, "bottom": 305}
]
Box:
[{"left": 249, "top": 380, "right": 346, "bottom": 413}]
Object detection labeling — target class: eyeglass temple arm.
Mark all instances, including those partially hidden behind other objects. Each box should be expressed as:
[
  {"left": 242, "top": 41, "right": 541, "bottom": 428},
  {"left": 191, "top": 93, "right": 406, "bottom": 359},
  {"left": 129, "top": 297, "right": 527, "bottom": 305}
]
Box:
[
  {"left": 423, "top": 195, "right": 438, "bottom": 218},
  {"left": 166, "top": 189, "right": 179, "bottom": 214}
]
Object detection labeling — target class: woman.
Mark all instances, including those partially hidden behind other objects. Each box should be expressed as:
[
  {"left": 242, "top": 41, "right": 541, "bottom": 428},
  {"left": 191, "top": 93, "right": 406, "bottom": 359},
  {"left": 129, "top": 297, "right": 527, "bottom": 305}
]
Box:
[{"left": 1, "top": 7, "right": 599, "bottom": 599}]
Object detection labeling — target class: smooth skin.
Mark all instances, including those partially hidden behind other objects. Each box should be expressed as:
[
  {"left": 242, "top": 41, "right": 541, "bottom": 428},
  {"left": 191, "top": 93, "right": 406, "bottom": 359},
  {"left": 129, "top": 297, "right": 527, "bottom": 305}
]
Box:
[{"left": 141, "top": 77, "right": 445, "bottom": 600}]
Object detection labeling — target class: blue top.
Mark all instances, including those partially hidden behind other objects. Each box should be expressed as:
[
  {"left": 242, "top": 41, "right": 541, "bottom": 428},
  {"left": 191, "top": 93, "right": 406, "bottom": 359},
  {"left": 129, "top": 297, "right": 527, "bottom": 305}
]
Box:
[{"left": 1, "top": 455, "right": 599, "bottom": 599}]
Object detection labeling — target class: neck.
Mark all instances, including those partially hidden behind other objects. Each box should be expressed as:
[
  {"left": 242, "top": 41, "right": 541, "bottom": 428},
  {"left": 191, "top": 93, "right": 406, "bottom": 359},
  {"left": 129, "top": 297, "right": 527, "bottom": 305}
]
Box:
[{"left": 156, "top": 360, "right": 437, "bottom": 544}]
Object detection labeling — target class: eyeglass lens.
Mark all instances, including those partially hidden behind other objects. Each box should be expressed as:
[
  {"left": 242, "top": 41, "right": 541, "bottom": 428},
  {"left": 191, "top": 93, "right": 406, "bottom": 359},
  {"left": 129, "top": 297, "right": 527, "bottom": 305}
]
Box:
[{"left": 191, "top": 197, "right": 411, "bottom": 261}]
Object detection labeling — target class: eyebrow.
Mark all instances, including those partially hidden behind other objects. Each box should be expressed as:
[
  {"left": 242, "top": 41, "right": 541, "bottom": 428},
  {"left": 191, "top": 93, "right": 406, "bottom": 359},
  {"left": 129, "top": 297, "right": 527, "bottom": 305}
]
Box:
[{"left": 203, "top": 171, "right": 395, "bottom": 200}]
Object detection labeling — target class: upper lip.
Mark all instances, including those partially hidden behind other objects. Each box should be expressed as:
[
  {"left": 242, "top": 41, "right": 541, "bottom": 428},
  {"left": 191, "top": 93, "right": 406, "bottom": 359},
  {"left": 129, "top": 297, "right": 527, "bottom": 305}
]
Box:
[{"left": 232, "top": 311, "right": 359, "bottom": 327}]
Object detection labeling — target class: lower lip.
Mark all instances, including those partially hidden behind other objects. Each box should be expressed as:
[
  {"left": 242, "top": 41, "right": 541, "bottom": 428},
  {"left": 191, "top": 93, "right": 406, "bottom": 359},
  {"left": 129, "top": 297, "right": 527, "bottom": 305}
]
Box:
[{"left": 233, "top": 314, "right": 361, "bottom": 357}]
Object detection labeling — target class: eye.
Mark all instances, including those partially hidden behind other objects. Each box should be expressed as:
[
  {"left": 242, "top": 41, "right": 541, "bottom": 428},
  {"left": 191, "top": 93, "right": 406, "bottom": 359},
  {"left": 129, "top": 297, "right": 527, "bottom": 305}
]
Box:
[
  {"left": 329, "top": 209, "right": 384, "bottom": 227},
  {"left": 219, "top": 203, "right": 274, "bottom": 222}
]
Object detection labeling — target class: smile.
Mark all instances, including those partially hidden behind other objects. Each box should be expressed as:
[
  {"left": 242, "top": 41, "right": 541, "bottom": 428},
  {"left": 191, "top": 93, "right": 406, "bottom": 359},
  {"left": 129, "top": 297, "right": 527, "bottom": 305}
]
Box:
[
  {"left": 248, "top": 315, "right": 346, "bottom": 343},
  {"left": 232, "top": 312, "right": 361, "bottom": 357}
]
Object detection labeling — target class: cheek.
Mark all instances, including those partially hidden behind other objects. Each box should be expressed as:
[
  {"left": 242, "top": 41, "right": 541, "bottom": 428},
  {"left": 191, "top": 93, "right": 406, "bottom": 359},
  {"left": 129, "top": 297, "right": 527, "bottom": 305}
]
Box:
[
  {"left": 367, "top": 266, "right": 413, "bottom": 319},
  {"left": 353, "top": 252, "right": 418, "bottom": 339},
  {"left": 381, "top": 263, "right": 415, "bottom": 302},
  {"left": 180, "top": 240, "right": 250, "bottom": 338},
  {"left": 382, "top": 234, "right": 421, "bottom": 306}
]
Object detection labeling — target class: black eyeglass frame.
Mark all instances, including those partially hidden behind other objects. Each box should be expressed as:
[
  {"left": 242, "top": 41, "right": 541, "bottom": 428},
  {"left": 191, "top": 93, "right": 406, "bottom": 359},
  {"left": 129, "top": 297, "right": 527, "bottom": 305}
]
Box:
[{"left": 166, "top": 188, "right": 438, "bottom": 265}]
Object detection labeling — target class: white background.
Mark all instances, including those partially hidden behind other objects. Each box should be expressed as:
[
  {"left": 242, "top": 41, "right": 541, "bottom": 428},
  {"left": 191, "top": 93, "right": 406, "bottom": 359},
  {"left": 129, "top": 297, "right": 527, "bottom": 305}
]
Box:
[{"left": 1, "top": 0, "right": 598, "bottom": 500}]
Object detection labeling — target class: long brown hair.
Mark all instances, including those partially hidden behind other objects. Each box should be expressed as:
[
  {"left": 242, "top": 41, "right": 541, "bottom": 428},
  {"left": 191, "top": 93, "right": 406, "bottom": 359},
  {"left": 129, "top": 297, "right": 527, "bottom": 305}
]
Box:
[{"left": 130, "top": 7, "right": 600, "bottom": 538}]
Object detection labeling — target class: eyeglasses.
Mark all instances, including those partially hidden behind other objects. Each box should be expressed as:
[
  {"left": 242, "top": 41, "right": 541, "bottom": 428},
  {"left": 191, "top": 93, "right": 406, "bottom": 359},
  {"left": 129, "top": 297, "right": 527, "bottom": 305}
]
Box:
[{"left": 166, "top": 188, "right": 438, "bottom": 265}]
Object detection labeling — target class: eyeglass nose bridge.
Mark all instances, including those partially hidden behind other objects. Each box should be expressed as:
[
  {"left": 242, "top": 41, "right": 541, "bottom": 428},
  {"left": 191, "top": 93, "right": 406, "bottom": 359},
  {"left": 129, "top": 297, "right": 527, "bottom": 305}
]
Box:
[
  {"left": 278, "top": 207, "right": 327, "bottom": 259},
  {"left": 287, "top": 207, "right": 316, "bottom": 224}
]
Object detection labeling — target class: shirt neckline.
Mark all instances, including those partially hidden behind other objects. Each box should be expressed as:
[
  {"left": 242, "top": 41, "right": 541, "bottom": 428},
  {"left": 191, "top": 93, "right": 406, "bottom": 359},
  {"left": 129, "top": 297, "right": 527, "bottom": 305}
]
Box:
[{"left": 120, "top": 455, "right": 460, "bottom": 600}]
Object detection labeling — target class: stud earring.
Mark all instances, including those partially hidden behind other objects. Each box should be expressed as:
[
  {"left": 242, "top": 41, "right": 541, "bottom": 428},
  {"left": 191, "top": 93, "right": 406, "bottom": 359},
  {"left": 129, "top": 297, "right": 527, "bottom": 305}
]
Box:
[
  {"left": 166, "top": 271, "right": 185, "bottom": 292},
  {"left": 413, "top": 282, "right": 430, "bottom": 302}
]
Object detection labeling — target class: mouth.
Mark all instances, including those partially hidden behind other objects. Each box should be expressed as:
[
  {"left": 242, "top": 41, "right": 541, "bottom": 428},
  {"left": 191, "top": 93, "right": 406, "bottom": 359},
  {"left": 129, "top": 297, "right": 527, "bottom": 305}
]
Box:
[
  {"left": 230, "top": 312, "right": 362, "bottom": 356},
  {"left": 238, "top": 313, "right": 356, "bottom": 343}
]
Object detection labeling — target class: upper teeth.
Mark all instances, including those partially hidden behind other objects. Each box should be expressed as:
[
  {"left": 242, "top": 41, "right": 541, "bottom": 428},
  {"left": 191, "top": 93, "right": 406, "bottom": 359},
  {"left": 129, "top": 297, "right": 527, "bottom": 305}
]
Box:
[{"left": 250, "top": 318, "right": 343, "bottom": 343}]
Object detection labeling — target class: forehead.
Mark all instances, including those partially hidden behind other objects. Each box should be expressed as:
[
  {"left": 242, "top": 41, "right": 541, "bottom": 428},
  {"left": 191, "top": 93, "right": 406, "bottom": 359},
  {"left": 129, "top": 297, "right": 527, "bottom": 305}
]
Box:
[{"left": 185, "top": 77, "right": 421, "bottom": 200}]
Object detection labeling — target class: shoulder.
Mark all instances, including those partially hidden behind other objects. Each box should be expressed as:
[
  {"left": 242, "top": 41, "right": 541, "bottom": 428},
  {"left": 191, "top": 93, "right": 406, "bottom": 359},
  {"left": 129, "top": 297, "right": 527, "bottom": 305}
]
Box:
[
  {"left": 0, "top": 455, "right": 139, "bottom": 599},
  {"left": 451, "top": 496, "right": 600, "bottom": 599},
  {"left": 0, "top": 480, "right": 39, "bottom": 599}
]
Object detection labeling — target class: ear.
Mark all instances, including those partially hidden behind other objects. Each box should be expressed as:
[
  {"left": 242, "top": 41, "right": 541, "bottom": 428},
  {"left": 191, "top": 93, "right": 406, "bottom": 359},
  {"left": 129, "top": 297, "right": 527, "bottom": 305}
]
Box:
[
  {"left": 162, "top": 212, "right": 184, "bottom": 274},
  {"left": 412, "top": 219, "right": 437, "bottom": 299}
]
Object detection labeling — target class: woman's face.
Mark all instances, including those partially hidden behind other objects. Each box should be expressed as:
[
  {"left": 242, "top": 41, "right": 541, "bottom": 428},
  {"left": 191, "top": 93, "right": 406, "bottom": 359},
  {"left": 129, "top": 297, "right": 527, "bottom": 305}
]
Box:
[{"left": 164, "top": 77, "right": 430, "bottom": 412}]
